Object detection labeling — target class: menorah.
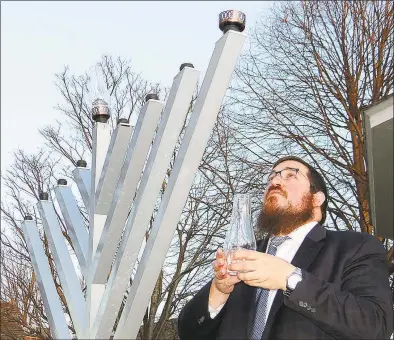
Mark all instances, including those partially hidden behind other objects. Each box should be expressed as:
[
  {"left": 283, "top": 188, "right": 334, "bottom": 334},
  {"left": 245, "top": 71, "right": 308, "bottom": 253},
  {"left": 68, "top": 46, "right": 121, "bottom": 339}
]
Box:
[{"left": 21, "top": 10, "right": 246, "bottom": 339}]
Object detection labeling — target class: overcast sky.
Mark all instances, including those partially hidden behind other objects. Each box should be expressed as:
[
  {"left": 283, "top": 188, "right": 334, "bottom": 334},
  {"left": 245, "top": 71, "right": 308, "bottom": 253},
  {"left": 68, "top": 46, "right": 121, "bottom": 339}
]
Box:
[{"left": 1, "top": 1, "right": 273, "bottom": 180}]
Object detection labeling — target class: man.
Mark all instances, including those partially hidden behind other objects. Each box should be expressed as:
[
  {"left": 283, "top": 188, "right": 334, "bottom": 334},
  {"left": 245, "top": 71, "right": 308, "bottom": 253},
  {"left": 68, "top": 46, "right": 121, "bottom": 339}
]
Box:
[{"left": 178, "top": 156, "right": 393, "bottom": 339}]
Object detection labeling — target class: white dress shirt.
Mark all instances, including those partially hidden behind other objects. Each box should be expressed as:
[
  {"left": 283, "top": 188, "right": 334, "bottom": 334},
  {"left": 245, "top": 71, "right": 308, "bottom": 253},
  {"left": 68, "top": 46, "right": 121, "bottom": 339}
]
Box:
[{"left": 208, "top": 221, "right": 318, "bottom": 319}]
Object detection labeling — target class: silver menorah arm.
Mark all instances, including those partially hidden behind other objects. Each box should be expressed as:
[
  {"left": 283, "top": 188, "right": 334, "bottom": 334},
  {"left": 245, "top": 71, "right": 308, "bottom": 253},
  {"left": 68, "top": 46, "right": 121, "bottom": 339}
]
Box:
[
  {"left": 91, "top": 98, "right": 164, "bottom": 284},
  {"left": 90, "top": 65, "right": 200, "bottom": 339},
  {"left": 114, "top": 28, "right": 246, "bottom": 339},
  {"left": 22, "top": 218, "right": 72, "bottom": 339},
  {"left": 86, "top": 116, "right": 111, "bottom": 331},
  {"left": 89, "top": 119, "right": 111, "bottom": 252},
  {"left": 95, "top": 122, "right": 133, "bottom": 215},
  {"left": 72, "top": 161, "right": 91, "bottom": 209},
  {"left": 37, "top": 198, "right": 87, "bottom": 338},
  {"left": 54, "top": 181, "right": 89, "bottom": 274}
]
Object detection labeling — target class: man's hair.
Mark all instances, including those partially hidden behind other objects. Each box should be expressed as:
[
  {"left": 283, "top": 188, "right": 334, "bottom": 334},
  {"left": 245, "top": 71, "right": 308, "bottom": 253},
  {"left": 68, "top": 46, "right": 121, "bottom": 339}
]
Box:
[{"left": 272, "top": 156, "right": 328, "bottom": 224}]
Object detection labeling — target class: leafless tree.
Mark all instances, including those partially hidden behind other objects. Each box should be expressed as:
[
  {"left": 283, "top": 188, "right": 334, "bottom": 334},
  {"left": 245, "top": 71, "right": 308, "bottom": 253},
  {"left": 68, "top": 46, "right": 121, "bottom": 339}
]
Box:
[
  {"left": 1, "top": 56, "right": 242, "bottom": 339},
  {"left": 228, "top": 0, "right": 393, "bottom": 296}
]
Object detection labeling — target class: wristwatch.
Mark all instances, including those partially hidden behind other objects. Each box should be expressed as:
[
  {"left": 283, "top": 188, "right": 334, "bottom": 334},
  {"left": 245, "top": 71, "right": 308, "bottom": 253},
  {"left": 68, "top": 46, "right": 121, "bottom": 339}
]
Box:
[{"left": 283, "top": 267, "right": 303, "bottom": 297}]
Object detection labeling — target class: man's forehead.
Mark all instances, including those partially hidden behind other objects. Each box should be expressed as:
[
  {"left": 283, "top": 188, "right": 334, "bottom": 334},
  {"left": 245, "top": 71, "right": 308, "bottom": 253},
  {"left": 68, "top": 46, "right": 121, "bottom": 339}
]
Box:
[{"left": 273, "top": 160, "right": 309, "bottom": 172}]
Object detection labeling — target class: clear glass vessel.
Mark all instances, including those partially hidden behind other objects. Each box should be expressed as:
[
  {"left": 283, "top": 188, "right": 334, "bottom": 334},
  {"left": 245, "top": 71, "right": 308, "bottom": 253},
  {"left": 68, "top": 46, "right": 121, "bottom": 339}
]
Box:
[{"left": 223, "top": 193, "right": 256, "bottom": 276}]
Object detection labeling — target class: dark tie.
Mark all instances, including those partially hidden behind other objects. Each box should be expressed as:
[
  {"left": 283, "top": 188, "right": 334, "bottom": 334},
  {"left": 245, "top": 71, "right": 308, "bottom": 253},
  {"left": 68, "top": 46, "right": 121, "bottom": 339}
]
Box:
[{"left": 250, "top": 236, "right": 290, "bottom": 340}]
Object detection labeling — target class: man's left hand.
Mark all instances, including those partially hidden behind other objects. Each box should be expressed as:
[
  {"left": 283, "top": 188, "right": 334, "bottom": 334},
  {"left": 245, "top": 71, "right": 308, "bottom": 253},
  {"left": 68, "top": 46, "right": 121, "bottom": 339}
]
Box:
[{"left": 229, "top": 249, "right": 295, "bottom": 291}]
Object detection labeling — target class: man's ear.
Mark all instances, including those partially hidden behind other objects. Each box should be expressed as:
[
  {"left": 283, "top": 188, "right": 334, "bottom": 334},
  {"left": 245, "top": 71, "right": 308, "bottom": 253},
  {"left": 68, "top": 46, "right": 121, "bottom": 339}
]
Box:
[{"left": 313, "top": 192, "right": 326, "bottom": 208}]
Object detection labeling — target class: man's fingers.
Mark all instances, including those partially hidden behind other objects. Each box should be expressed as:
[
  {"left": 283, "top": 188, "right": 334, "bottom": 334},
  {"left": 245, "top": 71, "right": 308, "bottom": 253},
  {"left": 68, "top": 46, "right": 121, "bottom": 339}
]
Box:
[
  {"left": 214, "top": 266, "right": 227, "bottom": 279},
  {"left": 232, "top": 249, "right": 259, "bottom": 261},
  {"left": 216, "top": 248, "right": 226, "bottom": 260},
  {"left": 216, "top": 274, "right": 240, "bottom": 286},
  {"left": 236, "top": 271, "right": 260, "bottom": 282},
  {"left": 212, "top": 260, "right": 219, "bottom": 270},
  {"left": 212, "top": 258, "right": 227, "bottom": 272},
  {"left": 229, "top": 260, "right": 255, "bottom": 273},
  {"left": 225, "top": 275, "right": 241, "bottom": 285},
  {"left": 214, "top": 266, "right": 240, "bottom": 283},
  {"left": 243, "top": 280, "right": 263, "bottom": 287}
]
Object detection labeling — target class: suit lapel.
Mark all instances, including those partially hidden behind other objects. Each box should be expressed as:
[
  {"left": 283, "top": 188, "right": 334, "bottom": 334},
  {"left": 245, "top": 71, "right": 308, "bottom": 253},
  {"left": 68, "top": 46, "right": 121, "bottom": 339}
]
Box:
[
  {"left": 290, "top": 224, "right": 326, "bottom": 269},
  {"left": 261, "top": 223, "right": 326, "bottom": 339}
]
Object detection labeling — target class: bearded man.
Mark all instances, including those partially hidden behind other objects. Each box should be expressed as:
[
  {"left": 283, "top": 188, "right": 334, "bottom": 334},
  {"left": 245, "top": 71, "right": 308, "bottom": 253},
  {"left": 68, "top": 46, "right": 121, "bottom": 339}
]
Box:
[{"left": 178, "top": 156, "right": 393, "bottom": 340}]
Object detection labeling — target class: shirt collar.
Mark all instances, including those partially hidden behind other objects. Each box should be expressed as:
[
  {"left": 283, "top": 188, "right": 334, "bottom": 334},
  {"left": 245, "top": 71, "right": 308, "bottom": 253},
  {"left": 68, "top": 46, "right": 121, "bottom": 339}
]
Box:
[{"left": 286, "top": 221, "right": 319, "bottom": 244}]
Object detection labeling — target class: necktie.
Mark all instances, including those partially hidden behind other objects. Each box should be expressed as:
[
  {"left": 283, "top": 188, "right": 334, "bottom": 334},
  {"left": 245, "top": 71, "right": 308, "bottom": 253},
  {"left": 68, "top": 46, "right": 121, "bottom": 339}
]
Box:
[{"left": 250, "top": 236, "right": 290, "bottom": 340}]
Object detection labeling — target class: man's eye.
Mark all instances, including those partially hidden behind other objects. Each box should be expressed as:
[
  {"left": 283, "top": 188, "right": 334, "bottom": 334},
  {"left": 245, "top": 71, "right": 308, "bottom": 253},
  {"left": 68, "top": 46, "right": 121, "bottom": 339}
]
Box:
[{"left": 285, "top": 172, "right": 296, "bottom": 179}]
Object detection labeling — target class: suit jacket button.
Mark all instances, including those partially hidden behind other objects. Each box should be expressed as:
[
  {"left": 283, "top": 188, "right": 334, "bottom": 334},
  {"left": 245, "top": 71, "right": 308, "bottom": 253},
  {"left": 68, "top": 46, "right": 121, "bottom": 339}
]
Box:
[
  {"left": 299, "top": 301, "right": 303, "bottom": 307},
  {"left": 307, "top": 305, "right": 311, "bottom": 310},
  {"left": 198, "top": 316, "right": 205, "bottom": 324},
  {"left": 303, "top": 302, "right": 308, "bottom": 307}
]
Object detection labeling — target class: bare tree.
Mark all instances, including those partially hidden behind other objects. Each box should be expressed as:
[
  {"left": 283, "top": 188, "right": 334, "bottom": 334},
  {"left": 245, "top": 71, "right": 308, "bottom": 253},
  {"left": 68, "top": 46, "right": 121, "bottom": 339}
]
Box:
[
  {"left": 1, "top": 56, "right": 243, "bottom": 339},
  {"left": 228, "top": 0, "right": 393, "bottom": 295},
  {"left": 1, "top": 248, "right": 53, "bottom": 339}
]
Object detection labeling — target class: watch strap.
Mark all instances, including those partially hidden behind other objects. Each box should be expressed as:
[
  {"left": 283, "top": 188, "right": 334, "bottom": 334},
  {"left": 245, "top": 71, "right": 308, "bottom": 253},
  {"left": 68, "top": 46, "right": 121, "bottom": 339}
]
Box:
[{"left": 283, "top": 267, "right": 302, "bottom": 298}]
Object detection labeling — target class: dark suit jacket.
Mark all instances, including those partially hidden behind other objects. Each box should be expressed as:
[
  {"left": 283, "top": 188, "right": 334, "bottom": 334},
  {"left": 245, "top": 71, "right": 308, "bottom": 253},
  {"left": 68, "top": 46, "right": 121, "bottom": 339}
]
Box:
[{"left": 178, "top": 223, "right": 393, "bottom": 339}]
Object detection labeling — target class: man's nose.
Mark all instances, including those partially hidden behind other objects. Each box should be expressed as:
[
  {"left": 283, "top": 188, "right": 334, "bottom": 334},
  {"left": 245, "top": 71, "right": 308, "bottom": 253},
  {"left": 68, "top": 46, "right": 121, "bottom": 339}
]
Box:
[
  {"left": 265, "top": 182, "right": 282, "bottom": 196},
  {"left": 270, "top": 173, "right": 283, "bottom": 186}
]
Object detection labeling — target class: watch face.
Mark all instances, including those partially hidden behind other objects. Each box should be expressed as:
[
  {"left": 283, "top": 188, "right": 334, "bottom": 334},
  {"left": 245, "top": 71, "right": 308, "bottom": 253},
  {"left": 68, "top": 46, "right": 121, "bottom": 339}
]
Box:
[
  {"left": 288, "top": 273, "right": 301, "bottom": 289},
  {"left": 288, "top": 275, "right": 296, "bottom": 289}
]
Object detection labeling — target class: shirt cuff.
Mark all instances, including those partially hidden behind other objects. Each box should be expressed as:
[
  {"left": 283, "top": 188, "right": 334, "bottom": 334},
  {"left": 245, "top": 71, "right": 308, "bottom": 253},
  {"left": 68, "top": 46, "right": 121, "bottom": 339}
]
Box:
[{"left": 208, "top": 302, "right": 225, "bottom": 319}]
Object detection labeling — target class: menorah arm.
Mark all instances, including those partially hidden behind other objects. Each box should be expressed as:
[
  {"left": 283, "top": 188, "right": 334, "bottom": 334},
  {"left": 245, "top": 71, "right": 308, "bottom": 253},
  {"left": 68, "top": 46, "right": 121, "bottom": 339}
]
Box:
[
  {"left": 22, "top": 219, "right": 72, "bottom": 339},
  {"left": 55, "top": 184, "right": 89, "bottom": 274},
  {"left": 37, "top": 200, "right": 87, "bottom": 338},
  {"left": 72, "top": 166, "right": 91, "bottom": 209},
  {"left": 95, "top": 122, "right": 133, "bottom": 215},
  {"left": 114, "top": 29, "right": 247, "bottom": 340},
  {"left": 86, "top": 120, "right": 111, "bottom": 333}
]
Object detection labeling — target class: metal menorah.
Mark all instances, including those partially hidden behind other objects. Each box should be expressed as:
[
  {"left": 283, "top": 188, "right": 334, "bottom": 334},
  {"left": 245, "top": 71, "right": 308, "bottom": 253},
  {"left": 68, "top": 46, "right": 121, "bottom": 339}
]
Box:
[{"left": 21, "top": 10, "right": 246, "bottom": 339}]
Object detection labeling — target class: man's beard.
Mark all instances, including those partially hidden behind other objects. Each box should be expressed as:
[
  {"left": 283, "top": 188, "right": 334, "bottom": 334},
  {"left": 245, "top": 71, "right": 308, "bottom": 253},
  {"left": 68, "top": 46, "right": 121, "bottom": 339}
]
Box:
[{"left": 258, "top": 187, "right": 314, "bottom": 236}]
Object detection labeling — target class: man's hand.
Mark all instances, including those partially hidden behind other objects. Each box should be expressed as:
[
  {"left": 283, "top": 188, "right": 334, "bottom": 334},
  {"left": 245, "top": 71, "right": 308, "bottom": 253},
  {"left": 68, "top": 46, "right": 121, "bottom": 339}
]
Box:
[
  {"left": 209, "top": 249, "right": 240, "bottom": 308},
  {"left": 229, "top": 249, "right": 295, "bottom": 291}
]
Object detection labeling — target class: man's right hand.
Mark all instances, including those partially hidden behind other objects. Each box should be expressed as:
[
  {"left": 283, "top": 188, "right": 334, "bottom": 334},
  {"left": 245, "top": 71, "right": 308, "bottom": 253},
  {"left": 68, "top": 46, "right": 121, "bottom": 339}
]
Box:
[{"left": 209, "top": 248, "right": 241, "bottom": 309}]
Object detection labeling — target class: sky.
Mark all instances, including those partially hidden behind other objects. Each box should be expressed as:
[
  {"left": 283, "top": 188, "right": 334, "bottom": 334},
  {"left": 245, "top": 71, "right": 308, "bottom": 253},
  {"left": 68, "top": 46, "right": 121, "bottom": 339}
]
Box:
[{"left": 1, "top": 1, "right": 273, "bottom": 180}]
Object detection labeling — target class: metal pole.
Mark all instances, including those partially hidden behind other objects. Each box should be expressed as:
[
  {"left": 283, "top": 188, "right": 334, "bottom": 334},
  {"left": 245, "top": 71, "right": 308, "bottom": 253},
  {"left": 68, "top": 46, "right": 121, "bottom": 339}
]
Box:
[
  {"left": 55, "top": 179, "right": 89, "bottom": 275},
  {"left": 22, "top": 217, "right": 71, "bottom": 339},
  {"left": 72, "top": 160, "right": 91, "bottom": 210},
  {"left": 86, "top": 99, "right": 112, "bottom": 336},
  {"left": 114, "top": 12, "right": 246, "bottom": 338},
  {"left": 95, "top": 121, "right": 133, "bottom": 215},
  {"left": 37, "top": 195, "right": 87, "bottom": 338}
]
